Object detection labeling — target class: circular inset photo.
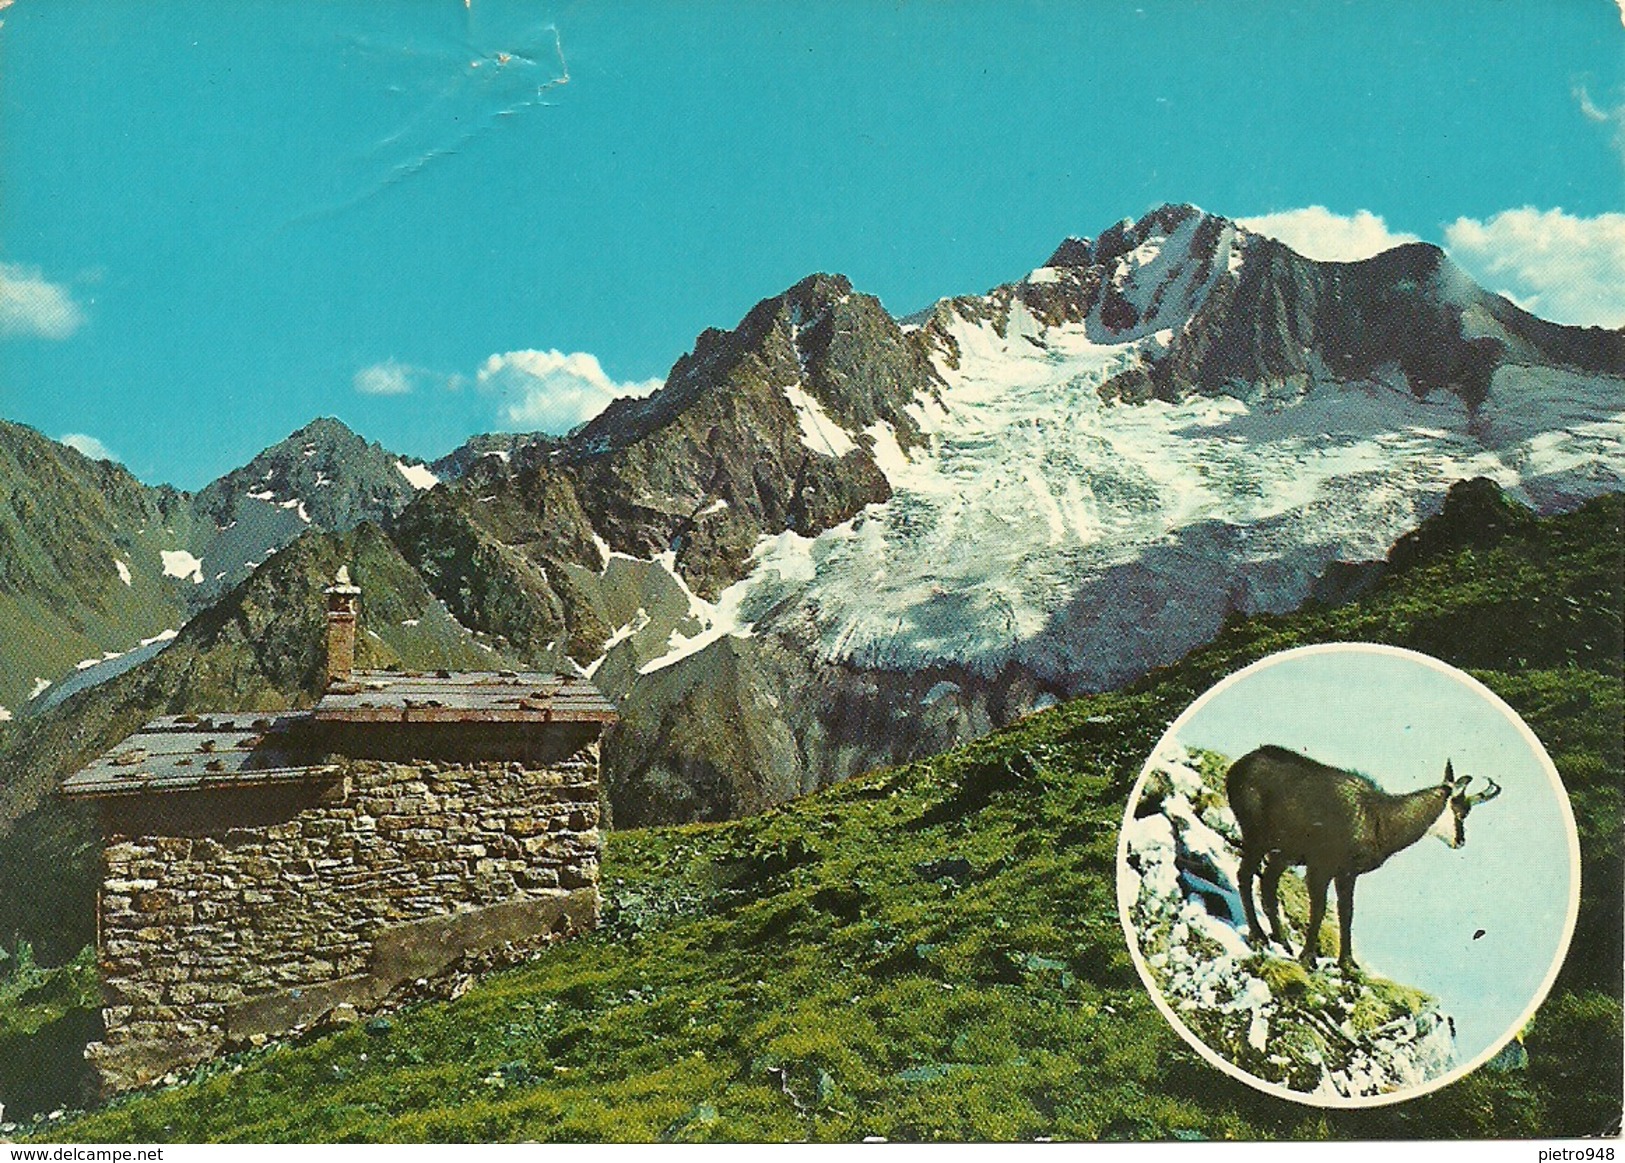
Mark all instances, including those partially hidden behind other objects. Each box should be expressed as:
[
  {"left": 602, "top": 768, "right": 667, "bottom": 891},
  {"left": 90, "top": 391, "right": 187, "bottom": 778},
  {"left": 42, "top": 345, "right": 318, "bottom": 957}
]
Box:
[{"left": 1116, "top": 643, "right": 1580, "bottom": 1106}]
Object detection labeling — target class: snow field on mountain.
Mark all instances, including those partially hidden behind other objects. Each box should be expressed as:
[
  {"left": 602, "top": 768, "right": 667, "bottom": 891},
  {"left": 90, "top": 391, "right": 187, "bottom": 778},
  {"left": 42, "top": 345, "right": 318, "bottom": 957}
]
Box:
[
  {"left": 1475, "top": 364, "right": 1625, "bottom": 502},
  {"left": 538, "top": 212, "right": 1625, "bottom": 692},
  {"left": 634, "top": 531, "right": 819, "bottom": 676},
  {"left": 1088, "top": 213, "right": 1244, "bottom": 341},
  {"left": 782, "top": 382, "right": 857, "bottom": 457},
  {"left": 721, "top": 308, "right": 1469, "bottom": 678},
  {"left": 627, "top": 292, "right": 1623, "bottom": 686}
]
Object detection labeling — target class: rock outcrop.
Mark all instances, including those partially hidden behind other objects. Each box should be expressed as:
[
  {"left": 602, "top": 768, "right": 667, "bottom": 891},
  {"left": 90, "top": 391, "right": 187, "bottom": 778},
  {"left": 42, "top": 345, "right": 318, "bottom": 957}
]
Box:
[{"left": 1121, "top": 744, "right": 1458, "bottom": 1099}]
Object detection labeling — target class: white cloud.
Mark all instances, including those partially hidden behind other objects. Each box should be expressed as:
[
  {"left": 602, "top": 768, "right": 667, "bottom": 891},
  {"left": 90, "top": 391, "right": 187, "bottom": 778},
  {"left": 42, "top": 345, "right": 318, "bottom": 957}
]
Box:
[
  {"left": 1444, "top": 207, "right": 1625, "bottom": 328},
  {"left": 0, "top": 262, "right": 85, "bottom": 339},
  {"left": 478, "top": 349, "right": 662, "bottom": 431},
  {"left": 1236, "top": 207, "right": 1420, "bottom": 263},
  {"left": 352, "top": 349, "right": 659, "bottom": 433},
  {"left": 60, "top": 433, "right": 120, "bottom": 463},
  {"left": 353, "top": 358, "right": 423, "bottom": 396}
]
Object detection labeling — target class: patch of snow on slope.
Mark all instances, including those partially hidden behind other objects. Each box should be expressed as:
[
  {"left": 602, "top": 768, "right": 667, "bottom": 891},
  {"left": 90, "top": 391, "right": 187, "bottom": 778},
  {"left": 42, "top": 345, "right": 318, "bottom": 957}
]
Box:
[
  {"left": 114, "top": 558, "right": 132, "bottom": 586},
  {"left": 279, "top": 498, "right": 312, "bottom": 523},
  {"left": 45, "top": 634, "right": 180, "bottom": 713},
  {"left": 782, "top": 383, "right": 857, "bottom": 457},
  {"left": 161, "top": 549, "right": 204, "bottom": 584},
  {"left": 864, "top": 420, "right": 915, "bottom": 481},
  {"left": 1226, "top": 231, "right": 1247, "bottom": 276},
  {"left": 637, "top": 531, "right": 818, "bottom": 675},
  {"left": 247, "top": 489, "right": 276, "bottom": 502},
  {"left": 396, "top": 461, "right": 439, "bottom": 490},
  {"left": 585, "top": 608, "right": 652, "bottom": 678},
  {"left": 0, "top": 705, "right": 11, "bottom": 722}
]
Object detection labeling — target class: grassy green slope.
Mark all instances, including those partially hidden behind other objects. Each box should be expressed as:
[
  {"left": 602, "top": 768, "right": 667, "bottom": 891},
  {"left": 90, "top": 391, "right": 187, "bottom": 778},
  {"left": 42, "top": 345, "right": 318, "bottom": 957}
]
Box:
[{"left": 39, "top": 487, "right": 1621, "bottom": 1142}]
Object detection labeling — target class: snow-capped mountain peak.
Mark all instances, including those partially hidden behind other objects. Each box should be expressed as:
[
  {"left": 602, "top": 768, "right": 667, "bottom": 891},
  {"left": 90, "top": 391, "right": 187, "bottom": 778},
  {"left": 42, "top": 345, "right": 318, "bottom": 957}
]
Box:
[
  {"left": 920, "top": 205, "right": 1250, "bottom": 379},
  {"left": 576, "top": 205, "right": 1622, "bottom": 694},
  {"left": 375, "top": 203, "right": 1625, "bottom": 825}
]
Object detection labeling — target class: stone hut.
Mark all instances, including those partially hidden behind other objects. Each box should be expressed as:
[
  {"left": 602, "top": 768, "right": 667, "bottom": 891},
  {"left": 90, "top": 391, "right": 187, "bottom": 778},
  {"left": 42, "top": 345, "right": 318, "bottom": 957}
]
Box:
[{"left": 60, "top": 576, "right": 616, "bottom": 1094}]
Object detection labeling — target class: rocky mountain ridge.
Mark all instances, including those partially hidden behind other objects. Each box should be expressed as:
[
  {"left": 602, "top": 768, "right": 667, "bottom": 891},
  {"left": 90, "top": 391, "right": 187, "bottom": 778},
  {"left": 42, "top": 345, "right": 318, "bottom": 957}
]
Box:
[
  {"left": 3, "top": 204, "right": 1622, "bottom": 832},
  {"left": 517, "top": 204, "right": 1620, "bottom": 822},
  {"left": 0, "top": 418, "right": 441, "bottom": 717},
  {"left": 188, "top": 417, "right": 439, "bottom": 600}
]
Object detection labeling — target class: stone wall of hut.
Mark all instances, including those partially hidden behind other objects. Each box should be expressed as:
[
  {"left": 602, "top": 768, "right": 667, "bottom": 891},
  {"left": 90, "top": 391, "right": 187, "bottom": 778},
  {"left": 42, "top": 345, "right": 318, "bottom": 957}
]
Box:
[{"left": 87, "top": 739, "right": 602, "bottom": 1093}]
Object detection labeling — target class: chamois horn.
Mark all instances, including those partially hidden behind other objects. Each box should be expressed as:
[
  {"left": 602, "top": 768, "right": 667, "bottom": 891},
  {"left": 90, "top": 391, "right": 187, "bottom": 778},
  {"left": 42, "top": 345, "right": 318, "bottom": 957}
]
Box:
[{"left": 1463, "top": 776, "right": 1503, "bottom": 806}]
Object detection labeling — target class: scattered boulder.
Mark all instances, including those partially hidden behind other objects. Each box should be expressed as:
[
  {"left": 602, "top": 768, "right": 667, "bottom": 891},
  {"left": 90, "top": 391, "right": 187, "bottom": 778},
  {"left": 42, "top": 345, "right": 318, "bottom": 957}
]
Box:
[{"left": 321, "top": 1003, "right": 360, "bottom": 1029}]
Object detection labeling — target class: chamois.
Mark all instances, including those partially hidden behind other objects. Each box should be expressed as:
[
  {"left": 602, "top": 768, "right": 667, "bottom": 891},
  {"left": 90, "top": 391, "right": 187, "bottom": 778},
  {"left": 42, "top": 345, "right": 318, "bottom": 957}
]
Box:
[{"left": 1225, "top": 745, "right": 1502, "bottom": 971}]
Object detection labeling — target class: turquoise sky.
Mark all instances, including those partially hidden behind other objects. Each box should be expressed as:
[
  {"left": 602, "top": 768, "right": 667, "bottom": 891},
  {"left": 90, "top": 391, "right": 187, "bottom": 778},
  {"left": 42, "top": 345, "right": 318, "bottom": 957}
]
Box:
[
  {"left": 1176, "top": 646, "right": 1577, "bottom": 1071},
  {"left": 2, "top": 1, "right": 1621, "bottom": 487}
]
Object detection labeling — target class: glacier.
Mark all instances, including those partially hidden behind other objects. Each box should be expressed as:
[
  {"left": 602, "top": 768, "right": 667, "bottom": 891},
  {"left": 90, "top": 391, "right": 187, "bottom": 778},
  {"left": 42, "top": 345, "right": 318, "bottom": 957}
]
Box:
[
  {"left": 572, "top": 210, "right": 1624, "bottom": 695},
  {"left": 634, "top": 294, "right": 1622, "bottom": 688}
]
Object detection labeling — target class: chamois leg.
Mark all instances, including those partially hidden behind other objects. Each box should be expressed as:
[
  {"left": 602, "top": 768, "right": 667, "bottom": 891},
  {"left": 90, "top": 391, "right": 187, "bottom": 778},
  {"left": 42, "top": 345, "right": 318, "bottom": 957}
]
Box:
[
  {"left": 1259, "top": 852, "right": 1291, "bottom": 954},
  {"left": 1299, "top": 867, "right": 1331, "bottom": 970},
  {"left": 1237, "top": 850, "right": 1266, "bottom": 945},
  {"left": 1334, "top": 873, "right": 1359, "bottom": 974}
]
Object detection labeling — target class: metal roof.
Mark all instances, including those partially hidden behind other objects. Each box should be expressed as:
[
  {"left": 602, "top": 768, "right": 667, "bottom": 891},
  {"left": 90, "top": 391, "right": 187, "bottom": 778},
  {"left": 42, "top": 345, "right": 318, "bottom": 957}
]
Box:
[
  {"left": 311, "top": 670, "right": 617, "bottom": 724},
  {"left": 60, "top": 714, "right": 337, "bottom": 800}
]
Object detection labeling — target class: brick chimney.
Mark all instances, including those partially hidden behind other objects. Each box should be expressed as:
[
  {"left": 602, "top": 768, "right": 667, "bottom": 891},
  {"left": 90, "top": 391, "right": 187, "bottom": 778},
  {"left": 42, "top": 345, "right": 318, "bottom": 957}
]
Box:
[{"left": 323, "top": 567, "right": 362, "bottom": 686}]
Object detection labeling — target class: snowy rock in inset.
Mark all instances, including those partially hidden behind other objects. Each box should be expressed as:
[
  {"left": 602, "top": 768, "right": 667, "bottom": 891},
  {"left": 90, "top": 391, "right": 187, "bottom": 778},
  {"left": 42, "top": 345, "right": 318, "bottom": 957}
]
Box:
[{"left": 1122, "top": 743, "right": 1458, "bottom": 1098}]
